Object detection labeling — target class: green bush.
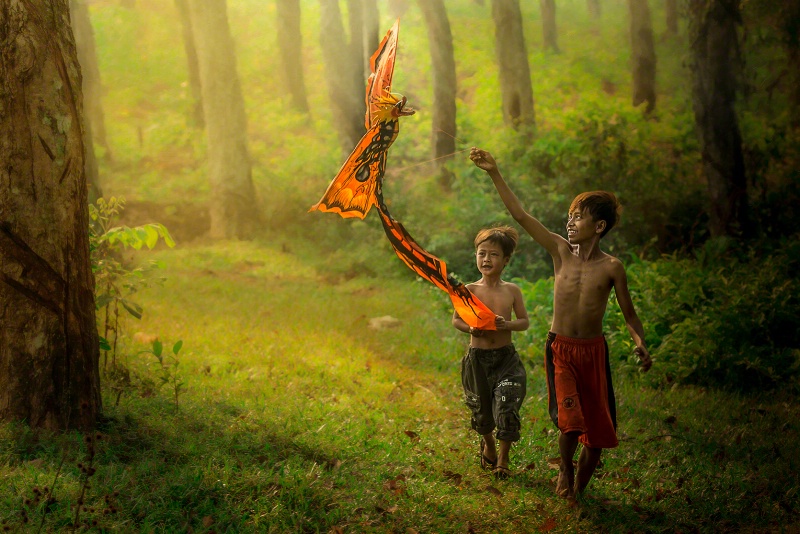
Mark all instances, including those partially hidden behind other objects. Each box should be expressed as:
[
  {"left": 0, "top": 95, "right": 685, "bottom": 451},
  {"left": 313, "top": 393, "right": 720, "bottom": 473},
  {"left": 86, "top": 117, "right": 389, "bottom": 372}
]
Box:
[{"left": 513, "top": 236, "right": 800, "bottom": 392}]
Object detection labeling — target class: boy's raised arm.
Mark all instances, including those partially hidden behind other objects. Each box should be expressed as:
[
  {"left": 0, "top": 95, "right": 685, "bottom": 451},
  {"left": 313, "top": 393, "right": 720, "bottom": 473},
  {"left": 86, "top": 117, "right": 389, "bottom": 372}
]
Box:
[{"left": 470, "top": 148, "right": 562, "bottom": 259}]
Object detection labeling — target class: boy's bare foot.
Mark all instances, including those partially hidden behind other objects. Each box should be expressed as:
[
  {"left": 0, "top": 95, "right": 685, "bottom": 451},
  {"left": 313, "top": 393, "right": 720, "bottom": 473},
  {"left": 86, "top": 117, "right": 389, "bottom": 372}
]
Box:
[
  {"left": 556, "top": 463, "right": 575, "bottom": 498},
  {"left": 480, "top": 437, "right": 497, "bottom": 470}
]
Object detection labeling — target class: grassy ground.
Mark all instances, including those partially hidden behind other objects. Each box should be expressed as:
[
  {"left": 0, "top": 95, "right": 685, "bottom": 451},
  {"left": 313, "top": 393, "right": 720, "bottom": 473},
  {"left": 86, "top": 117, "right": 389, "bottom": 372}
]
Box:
[{"left": 1, "top": 238, "right": 798, "bottom": 533}]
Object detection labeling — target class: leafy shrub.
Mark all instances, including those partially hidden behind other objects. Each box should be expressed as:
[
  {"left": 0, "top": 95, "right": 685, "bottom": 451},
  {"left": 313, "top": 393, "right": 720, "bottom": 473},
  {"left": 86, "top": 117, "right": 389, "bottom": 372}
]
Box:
[{"left": 514, "top": 236, "right": 800, "bottom": 392}]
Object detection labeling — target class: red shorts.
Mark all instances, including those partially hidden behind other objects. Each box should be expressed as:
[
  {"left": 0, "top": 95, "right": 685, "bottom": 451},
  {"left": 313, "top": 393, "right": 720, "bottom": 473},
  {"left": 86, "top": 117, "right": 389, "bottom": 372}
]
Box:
[{"left": 545, "top": 332, "right": 618, "bottom": 449}]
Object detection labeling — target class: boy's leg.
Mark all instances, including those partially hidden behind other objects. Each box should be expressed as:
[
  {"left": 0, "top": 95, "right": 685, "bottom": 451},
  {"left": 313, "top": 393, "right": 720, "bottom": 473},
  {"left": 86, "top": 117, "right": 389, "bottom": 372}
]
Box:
[
  {"left": 557, "top": 431, "right": 581, "bottom": 498},
  {"left": 574, "top": 446, "right": 602, "bottom": 495},
  {"left": 482, "top": 432, "right": 497, "bottom": 465}
]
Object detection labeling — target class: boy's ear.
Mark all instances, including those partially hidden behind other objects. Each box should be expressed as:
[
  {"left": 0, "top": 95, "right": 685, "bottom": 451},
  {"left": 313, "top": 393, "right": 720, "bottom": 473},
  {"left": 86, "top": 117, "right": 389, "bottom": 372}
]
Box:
[{"left": 595, "top": 220, "right": 607, "bottom": 235}]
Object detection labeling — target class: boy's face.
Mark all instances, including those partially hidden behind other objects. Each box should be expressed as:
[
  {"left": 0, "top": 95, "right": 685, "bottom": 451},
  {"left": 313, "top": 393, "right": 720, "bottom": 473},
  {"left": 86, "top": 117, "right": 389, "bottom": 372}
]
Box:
[
  {"left": 566, "top": 209, "right": 605, "bottom": 244},
  {"left": 475, "top": 241, "right": 509, "bottom": 276}
]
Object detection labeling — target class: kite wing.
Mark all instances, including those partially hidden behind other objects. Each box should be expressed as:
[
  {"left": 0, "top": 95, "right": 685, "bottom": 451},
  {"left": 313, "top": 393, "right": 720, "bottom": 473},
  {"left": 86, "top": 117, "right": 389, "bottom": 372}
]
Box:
[
  {"left": 376, "top": 195, "right": 496, "bottom": 330},
  {"left": 366, "top": 19, "right": 399, "bottom": 129},
  {"left": 310, "top": 19, "right": 412, "bottom": 219}
]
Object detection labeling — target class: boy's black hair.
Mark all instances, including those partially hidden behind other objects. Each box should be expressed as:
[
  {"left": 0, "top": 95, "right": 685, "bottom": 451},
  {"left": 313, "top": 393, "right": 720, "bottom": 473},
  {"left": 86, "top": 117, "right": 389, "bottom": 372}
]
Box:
[
  {"left": 569, "top": 191, "right": 622, "bottom": 238},
  {"left": 474, "top": 225, "right": 519, "bottom": 257}
]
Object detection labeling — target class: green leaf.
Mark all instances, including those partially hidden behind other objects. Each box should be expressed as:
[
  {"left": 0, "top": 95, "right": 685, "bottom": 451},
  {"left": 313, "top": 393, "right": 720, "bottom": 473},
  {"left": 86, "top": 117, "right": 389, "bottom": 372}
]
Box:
[
  {"left": 99, "top": 337, "right": 111, "bottom": 351},
  {"left": 153, "top": 339, "right": 163, "bottom": 358},
  {"left": 120, "top": 299, "right": 143, "bottom": 319},
  {"left": 172, "top": 340, "right": 183, "bottom": 355},
  {"left": 144, "top": 224, "right": 159, "bottom": 249}
]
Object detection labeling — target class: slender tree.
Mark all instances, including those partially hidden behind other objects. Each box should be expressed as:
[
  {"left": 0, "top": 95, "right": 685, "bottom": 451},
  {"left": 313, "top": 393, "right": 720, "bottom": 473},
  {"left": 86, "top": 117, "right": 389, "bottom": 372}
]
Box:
[
  {"left": 187, "top": 0, "right": 260, "bottom": 238},
  {"left": 175, "top": 0, "right": 205, "bottom": 127},
  {"left": 588, "top": 0, "right": 601, "bottom": 18},
  {"left": 665, "top": 0, "right": 679, "bottom": 35},
  {"left": 689, "top": 0, "right": 749, "bottom": 237},
  {"left": 319, "top": 0, "right": 365, "bottom": 152},
  {"left": 540, "top": 0, "right": 560, "bottom": 53},
  {"left": 491, "top": 0, "right": 536, "bottom": 131},
  {"left": 276, "top": 0, "right": 310, "bottom": 112},
  {"left": 362, "top": 0, "right": 380, "bottom": 76},
  {"left": 1, "top": 0, "right": 101, "bottom": 431},
  {"left": 69, "top": 0, "right": 103, "bottom": 204},
  {"left": 70, "top": 0, "right": 112, "bottom": 163},
  {"left": 417, "top": 0, "right": 458, "bottom": 186},
  {"left": 629, "top": 0, "right": 657, "bottom": 114}
]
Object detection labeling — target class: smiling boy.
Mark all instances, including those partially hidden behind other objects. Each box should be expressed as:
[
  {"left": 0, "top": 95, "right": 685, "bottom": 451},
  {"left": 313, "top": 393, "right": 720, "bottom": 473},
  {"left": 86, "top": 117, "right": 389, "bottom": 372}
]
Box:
[
  {"left": 469, "top": 147, "right": 652, "bottom": 498},
  {"left": 453, "top": 226, "right": 530, "bottom": 480}
]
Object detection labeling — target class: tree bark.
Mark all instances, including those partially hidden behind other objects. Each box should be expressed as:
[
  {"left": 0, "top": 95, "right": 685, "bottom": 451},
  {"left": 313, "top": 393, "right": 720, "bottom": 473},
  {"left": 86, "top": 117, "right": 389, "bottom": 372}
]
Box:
[
  {"left": 417, "top": 0, "right": 457, "bottom": 186},
  {"left": 175, "top": 0, "right": 205, "bottom": 127},
  {"left": 629, "top": 0, "right": 657, "bottom": 114},
  {"left": 276, "top": 0, "right": 310, "bottom": 113},
  {"left": 540, "top": 0, "right": 560, "bottom": 53},
  {"left": 690, "top": 0, "right": 748, "bottom": 238},
  {"left": 491, "top": 0, "right": 535, "bottom": 131},
  {"left": 665, "top": 0, "right": 679, "bottom": 35},
  {"left": 187, "top": 0, "right": 259, "bottom": 239},
  {"left": 319, "top": 0, "right": 365, "bottom": 153},
  {"left": 1, "top": 0, "right": 101, "bottom": 431}
]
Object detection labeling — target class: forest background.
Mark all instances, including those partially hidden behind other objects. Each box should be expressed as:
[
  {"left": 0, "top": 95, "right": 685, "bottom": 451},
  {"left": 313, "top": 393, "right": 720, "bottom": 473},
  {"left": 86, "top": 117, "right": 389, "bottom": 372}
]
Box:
[{"left": 1, "top": 0, "right": 799, "bottom": 532}]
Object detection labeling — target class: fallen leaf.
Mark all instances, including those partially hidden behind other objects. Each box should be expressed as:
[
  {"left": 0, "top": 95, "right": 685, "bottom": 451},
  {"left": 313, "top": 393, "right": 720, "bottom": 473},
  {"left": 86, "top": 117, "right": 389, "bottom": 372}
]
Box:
[
  {"left": 404, "top": 430, "right": 420, "bottom": 443},
  {"left": 486, "top": 485, "right": 503, "bottom": 497},
  {"left": 539, "top": 516, "right": 557, "bottom": 532},
  {"left": 524, "top": 462, "right": 536, "bottom": 470},
  {"left": 442, "top": 470, "right": 463, "bottom": 484},
  {"left": 202, "top": 516, "right": 214, "bottom": 527}
]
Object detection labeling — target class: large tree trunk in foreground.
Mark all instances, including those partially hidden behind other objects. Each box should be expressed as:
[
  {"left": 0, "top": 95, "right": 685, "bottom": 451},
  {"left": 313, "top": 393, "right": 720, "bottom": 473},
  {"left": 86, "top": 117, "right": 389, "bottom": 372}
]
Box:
[
  {"left": 276, "top": 0, "right": 310, "bottom": 113},
  {"left": 187, "top": 0, "right": 260, "bottom": 239},
  {"left": 690, "top": 0, "right": 749, "bottom": 238},
  {"left": 491, "top": 0, "right": 535, "bottom": 131},
  {"left": 629, "top": 0, "right": 657, "bottom": 114},
  {"left": 417, "top": 0, "right": 457, "bottom": 186},
  {"left": 0, "top": 0, "right": 101, "bottom": 431}
]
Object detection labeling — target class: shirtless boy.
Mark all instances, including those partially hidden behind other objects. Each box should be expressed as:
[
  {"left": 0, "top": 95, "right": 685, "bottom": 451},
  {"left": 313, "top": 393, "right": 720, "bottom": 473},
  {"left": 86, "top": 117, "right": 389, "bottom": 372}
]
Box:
[
  {"left": 470, "top": 147, "right": 652, "bottom": 498},
  {"left": 453, "top": 226, "right": 530, "bottom": 480}
]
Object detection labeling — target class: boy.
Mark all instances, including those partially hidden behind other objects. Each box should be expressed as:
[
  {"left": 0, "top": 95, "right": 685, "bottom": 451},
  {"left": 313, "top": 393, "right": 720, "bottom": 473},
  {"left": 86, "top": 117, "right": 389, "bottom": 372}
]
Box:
[
  {"left": 469, "top": 147, "right": 652, "bottom": 498},
  {"left": 453, "top": 226, "right": 530, "bottom": 480}
]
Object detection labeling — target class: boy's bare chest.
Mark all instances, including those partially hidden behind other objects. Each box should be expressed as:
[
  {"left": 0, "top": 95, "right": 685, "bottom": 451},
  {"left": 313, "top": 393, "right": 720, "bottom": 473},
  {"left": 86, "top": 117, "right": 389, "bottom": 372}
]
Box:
[
  {"left": 555, "top": 261, "right": 612, "bottom": 300},
  {"left": 470, "top": 285, "right": 514, "bottom": 314}
]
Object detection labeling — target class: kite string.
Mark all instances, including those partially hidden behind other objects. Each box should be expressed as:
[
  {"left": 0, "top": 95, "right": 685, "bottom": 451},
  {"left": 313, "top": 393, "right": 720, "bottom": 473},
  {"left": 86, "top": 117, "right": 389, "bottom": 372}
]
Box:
[{"left": 386, "top": 130, "right": 472, "bottom": 175}]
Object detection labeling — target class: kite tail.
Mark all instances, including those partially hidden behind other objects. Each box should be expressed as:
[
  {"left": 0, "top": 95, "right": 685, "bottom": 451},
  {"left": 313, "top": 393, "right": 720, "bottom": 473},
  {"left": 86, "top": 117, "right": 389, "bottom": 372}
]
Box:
[{"left": 375, "top": 192, "right": 496, "bottom": 330}]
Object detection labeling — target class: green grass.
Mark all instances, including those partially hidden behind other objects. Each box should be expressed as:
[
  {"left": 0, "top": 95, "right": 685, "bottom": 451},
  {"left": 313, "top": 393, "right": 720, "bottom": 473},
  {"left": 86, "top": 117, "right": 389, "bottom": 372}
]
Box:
[{"left": 2, "top": 239, "right": 798, "bottom": 532}]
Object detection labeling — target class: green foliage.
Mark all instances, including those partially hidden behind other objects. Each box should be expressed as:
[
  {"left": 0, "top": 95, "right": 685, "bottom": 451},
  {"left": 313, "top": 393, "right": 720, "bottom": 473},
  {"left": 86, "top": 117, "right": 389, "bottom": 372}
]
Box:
[
  {"left": 90, "top": 197, "right": 175, "bottom": 370},
  {"left": 139, "top": 339, "right": 185, "bottom": 409}
]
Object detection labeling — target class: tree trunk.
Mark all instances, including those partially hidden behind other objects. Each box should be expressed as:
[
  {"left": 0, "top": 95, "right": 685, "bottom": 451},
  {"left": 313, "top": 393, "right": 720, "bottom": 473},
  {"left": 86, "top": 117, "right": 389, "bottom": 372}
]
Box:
[
  {"left": 491, "top": 0, "right": 536, "bottom": 131},
  {"left": 362, "top": 0, "right": 380, "bottom": 77},
  {"left": 1, "top": 0, "right": 101, "bottom": 431},
  {"left": 276, "top": 0, "right": 310, "bottom": 113},
  {"left": 417, "top": 0, "right": 457, "bottom": 187},
  {"left": 346, "top": 0, "right": 366, "bottom": 78},
  {"left": 629, "top": 0, "right": 657, "bottom": 114},
  {"left": 175, "top": 0, "right": 205, "bottom": 127},
  {"left": 69, "top": 0, "right": 111, "bottom": 164},
  {"left": 187, "top": 0, "right": 260, "bottom": 239},
  {"left": 319, "top": 0, "right": 365, "bottom": 153},
  {"left": 588, "top": 0, "right": 601, "bottom": 18},
  {"left": 540, "top": 0, "right": 560, "bottom": 53},
  {"left": 690, "top": 0, "right": 749, "bottom": 238},
  {"left": 665, "top": 0, "right": 678, "bottom": 35}
]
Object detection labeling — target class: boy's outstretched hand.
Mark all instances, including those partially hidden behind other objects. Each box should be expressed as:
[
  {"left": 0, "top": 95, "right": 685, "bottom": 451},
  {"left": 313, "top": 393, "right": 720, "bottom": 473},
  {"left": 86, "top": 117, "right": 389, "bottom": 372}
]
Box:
[
  {"left": 470, "top": 147, "right": 497, "bottom": 173},
  {"left": 634, "top": 346, "right": 652, "bottom": 372}
]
